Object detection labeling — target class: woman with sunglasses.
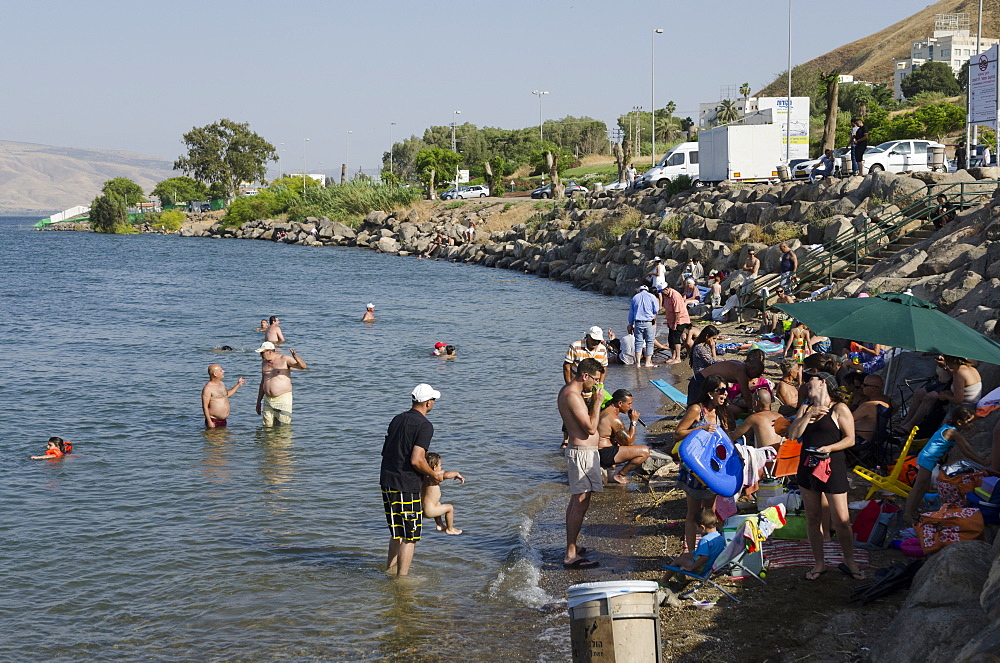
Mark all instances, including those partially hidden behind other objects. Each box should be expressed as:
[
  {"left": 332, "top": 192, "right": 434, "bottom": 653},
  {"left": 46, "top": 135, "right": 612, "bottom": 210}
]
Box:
[
  {"left": 673, "top": 374, "right": 732, "bottom": 554},
  {"left": 786, "top": 371, "right": 864, "bottom": 582}
]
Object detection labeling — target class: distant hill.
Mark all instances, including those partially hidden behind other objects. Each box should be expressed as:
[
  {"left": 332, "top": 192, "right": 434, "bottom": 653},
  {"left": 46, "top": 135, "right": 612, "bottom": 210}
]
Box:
[
  {"left": 758, "top": 0, "right": 1000, "bottom": 95},
  {"left": 0, "top": 140, "right": 175, "bottom": 216}
]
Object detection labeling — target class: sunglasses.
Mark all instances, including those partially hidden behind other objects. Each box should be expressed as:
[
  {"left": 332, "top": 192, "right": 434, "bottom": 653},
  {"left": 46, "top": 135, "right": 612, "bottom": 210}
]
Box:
[{"left": 715, "top": 388, "right": 729, "bottom": 395}]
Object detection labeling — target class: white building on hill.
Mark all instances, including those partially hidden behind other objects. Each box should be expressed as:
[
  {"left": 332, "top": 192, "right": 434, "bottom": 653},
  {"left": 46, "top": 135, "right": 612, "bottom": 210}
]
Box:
[{"left": 893, "top": 13, "right": 998, "bottom": 100}]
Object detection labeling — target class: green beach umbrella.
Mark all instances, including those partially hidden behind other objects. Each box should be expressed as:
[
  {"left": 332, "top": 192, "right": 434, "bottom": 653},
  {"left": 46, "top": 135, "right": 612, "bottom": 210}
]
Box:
[{"left": 776, "top": 292, "right": 1000, "bottom": 365}]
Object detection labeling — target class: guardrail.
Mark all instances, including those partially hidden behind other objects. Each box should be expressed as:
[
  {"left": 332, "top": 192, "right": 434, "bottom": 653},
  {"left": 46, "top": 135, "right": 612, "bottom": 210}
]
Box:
[{"left": 739, "top": 179, "right": 1000, "bottom": 314}]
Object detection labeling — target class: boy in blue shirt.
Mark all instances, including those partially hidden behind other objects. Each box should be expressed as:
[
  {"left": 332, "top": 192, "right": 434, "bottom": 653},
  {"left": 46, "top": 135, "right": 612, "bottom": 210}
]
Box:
[{"left": 660, "top": 509, "right": 725, "bottom": 584}]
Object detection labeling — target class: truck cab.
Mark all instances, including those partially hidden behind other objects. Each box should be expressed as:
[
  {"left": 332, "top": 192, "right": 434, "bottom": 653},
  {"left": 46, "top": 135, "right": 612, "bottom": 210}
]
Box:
[{"left": 637, "top": 142, "right": 699, "bottom": 189}]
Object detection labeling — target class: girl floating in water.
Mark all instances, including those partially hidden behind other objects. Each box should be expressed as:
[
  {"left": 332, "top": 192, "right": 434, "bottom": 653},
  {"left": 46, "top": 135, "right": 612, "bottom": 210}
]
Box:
[{"left": 31, "top": 437, "right": 73, "bottom": 459}]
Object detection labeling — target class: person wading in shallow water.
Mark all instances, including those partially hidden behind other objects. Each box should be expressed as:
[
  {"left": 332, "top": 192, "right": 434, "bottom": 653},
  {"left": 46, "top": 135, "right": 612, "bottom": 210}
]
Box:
[
  {"left": 202, "top": 363, "right": 245, "bottom": 428},
  {"left": 255, "top": 342, "right": 306, "bottom": 426},
  {"left": 380, "top": 383, "right": 444, "bottom": 576}
]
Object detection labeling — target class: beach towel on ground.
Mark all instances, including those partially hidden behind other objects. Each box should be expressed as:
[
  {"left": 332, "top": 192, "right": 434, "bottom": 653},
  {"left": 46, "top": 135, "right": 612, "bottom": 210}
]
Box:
[{"left": 765, "top": 540, "right": 871, "bottom": 569}]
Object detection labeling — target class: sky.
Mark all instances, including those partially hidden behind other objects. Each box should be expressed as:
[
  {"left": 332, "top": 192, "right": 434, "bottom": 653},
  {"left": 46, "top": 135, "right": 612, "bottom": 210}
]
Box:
[{"left": 3, "top": 0, "right": 925, "bottom": 178}]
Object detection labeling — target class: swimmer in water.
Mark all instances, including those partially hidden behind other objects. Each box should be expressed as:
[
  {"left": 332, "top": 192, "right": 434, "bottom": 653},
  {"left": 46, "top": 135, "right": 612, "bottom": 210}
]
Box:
[
  {"left": 362, "top": 303, "right": 375, "bottom": 323},
  {"left": 31, "top": 437, "right": 72, "bottom": 459},
  {"left": 254, "top": 319, "right": 269, "bottom": 332}
]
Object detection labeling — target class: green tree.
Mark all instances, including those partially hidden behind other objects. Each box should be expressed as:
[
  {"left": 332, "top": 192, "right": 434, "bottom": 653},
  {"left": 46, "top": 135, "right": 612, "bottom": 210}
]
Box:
[
  {"left": 101, "top": 177, "right": 145, "bottom": 207},
  {"left": 716, "top": 99, "right": 740, "bottom": 124},
  {"left": 914, "top": 102, "right": 966, "bottom": 140},
  {"left": 900, "top": 61, "right": 961, "bottom": 98},
  {"left": 151, "top": 176, "right": 208, "bottom": 206},
  {"left": 173, "top": 119, "right": 277, "bottom": 198},
  {"left": 414, "top": 148, "right": 461, "bottom": 198},
  {"left": 90, "top": 192, "right": 132, "bottom": 234},
  {"left": 739, "top": 83, "right": 751, "bottom": 113}
]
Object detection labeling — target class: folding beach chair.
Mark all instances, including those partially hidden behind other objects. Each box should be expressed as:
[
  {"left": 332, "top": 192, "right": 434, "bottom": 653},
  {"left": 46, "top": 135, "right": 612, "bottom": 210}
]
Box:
[
  {"left": 662, "top": 508, "right": 784, "bottom": 603},
  {"left": 649, "top": 378, "right": 689, "bottom": 413},
  {"left": 852, "top": 426, "right": 919, "bottom": 500}
]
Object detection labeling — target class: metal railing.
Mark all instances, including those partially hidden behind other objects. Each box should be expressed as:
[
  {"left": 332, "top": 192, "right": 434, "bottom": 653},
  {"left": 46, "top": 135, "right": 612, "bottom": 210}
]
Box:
[{"left": 740, "top": 179, "right": 999, "bottom": 313}]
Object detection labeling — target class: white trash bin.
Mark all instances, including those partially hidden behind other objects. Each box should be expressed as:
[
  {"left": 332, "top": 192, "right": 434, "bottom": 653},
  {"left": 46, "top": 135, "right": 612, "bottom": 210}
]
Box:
[{"left": 568, "top": 580, "right": 662, "bottom": 662}]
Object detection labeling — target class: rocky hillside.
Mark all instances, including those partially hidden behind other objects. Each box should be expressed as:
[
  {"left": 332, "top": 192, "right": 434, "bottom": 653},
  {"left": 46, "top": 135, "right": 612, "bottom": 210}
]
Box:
[
  {"left": 758, "top": 0, "right": 1000, "bottom": 92},
  {"left": 0, "top": 140, "right": 174, "bottom": 215}
]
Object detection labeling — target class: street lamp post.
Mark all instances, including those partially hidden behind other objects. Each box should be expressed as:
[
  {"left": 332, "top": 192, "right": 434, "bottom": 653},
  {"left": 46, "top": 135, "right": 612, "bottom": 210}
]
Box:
[
  {"left": 532, "top": 90, "right": 549, "bottom": 141},
  {"left": 303, "top": 137, "right": 309, "bottom": 196},
  {"left": 452, "top": 110, "right": 461, "bottom": 186},
  {"left": 786, "top": 0, "right": 792, "bottom": 164},
  {"left": 651, "top": 28, "right": 663, "bottom": 167},
  {"left": 346, "top": 131, "right": 352, "bottom": 181},
  {"left": 389, "top": 122, "right": 396, "bottom": 176},
  {"left": 277, "top": 142, "right": 285, "bottom": 181}
]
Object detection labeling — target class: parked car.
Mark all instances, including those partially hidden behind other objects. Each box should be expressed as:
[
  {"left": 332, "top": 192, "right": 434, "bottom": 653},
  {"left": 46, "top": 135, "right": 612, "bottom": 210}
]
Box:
[
  {"left": 530, "top": 181, "right": 587, "bottom": 198},
  {"left": 602, "top": 180, "right": 629, "bottom": 192},
  {"left": 790, "top": 148, "right": 848, "bottom": 180},
  {"left": 440, "top": 185, "right": 490, "bottom": 200},
  {"left": 862, "top": 139, "right": 945, "bottom": 173}
]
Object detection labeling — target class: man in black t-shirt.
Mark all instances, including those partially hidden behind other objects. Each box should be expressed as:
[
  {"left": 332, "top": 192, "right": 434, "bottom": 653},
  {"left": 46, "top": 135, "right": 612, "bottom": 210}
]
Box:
[
  {"left": 380, "top": 383, "right": 444, "bottom": 576},
  {"left": 851, "top": 118, "right": 869, "bottom": 176}
]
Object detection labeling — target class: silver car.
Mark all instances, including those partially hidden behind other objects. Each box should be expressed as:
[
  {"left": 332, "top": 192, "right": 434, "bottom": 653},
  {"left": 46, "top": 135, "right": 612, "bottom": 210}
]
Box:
[{"left": 440, "top": 185, "right": 490, "bottom": 200}]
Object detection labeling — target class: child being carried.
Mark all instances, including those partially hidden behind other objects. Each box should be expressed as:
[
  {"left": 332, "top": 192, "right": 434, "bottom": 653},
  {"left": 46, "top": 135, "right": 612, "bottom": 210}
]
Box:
[{"left": 422, "top": 452, "right": 466, "bottom": 535}]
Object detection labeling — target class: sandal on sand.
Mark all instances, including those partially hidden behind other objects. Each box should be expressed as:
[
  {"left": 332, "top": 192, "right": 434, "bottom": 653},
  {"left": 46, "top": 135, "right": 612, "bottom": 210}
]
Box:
[
  {"left": 804, "top": 569, "right": 827, "bottom": 581},
  {"left": 838, "top": 562, "right": 865, "bottom": 581},
  {"left": 563, "top": 558, "right": 600, "bottom": 569}
]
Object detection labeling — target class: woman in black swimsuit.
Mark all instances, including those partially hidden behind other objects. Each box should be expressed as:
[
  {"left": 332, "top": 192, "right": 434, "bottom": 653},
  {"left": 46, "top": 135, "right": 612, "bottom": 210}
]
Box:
[{"left": 786, "top": 371, "right": 864, "bottom": 582}]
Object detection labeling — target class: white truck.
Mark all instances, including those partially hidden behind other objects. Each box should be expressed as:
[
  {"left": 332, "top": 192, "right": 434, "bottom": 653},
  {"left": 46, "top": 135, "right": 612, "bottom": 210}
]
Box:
[
  {"left": 697, "top": 124, "right": 782, "bottom": 185},
  {"left": 637, "top": 142, "right": 699, "bottom": 188}
]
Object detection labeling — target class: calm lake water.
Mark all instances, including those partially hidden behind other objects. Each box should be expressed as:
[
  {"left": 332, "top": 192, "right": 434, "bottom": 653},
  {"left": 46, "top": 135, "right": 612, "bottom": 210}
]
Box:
[{"left": 0, "top": 217, "right": 664, "bottom": 661}]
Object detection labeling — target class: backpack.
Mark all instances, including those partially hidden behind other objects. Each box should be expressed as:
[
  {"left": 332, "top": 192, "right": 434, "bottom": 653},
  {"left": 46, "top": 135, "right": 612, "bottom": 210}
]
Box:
[{"left": 852, "top": 499, "right": 903, "bottom": 550}]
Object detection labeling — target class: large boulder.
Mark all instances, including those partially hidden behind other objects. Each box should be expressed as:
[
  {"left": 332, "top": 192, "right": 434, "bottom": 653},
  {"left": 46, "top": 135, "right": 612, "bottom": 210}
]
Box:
[
  {"left": 868, "top": 541, "right": 993, "bottom": 663},
  {"left": 871, "top": 171, "right": 927, "bottom": 205},
  {"left": 376, "top": 236, "right": 400, "bottom": 253}
]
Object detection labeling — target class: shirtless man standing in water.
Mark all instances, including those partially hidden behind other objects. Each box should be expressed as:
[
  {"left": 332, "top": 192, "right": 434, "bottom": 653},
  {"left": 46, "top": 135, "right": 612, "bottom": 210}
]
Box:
[
  {"left": 202, "top": 364, "right": 246, "bottom": 428},
  {"left": 264, "top": 316, "right": 285, "bottom": 344},
  {"left": 558, "top": 357, "right": 605, "bottom": 569},
  {"left": 255, "top": 342, "right": 307, "bottom": 426}
]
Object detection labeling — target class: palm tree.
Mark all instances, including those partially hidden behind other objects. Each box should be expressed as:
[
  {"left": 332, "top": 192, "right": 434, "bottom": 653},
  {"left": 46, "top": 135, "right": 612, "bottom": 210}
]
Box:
[
  {"left": 666, "top": 100, "right": 676, "bottom": 120},
  {"left": 716, "top": 99, "right": 740, "bottom": 124},
  {"left": 739, "top": 83, "right": 751, "bottom": 115}
]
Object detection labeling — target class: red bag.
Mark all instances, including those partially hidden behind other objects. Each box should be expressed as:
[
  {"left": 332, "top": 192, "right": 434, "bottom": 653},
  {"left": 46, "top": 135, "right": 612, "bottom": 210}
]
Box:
[
  {"left": 916, "top": 506, "right": 984, "bottom": 554},
  {"left": 936, "top": 471, "right": 988, "bottom": 505},
  {"left": 852, "top": 499, "right": 900, "bottom": 545}
]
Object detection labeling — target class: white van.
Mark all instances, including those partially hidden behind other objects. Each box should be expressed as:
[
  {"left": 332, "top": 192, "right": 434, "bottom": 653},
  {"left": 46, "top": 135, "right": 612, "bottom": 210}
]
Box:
[{"left": 636, "top": 142, "right": 699, "bottom": 188}]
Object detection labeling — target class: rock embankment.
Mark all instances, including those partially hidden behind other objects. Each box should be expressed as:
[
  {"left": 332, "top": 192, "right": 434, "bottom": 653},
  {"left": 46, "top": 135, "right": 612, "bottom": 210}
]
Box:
[{"left": 184, "top": 169, "right": 1000, "bottom": 334}]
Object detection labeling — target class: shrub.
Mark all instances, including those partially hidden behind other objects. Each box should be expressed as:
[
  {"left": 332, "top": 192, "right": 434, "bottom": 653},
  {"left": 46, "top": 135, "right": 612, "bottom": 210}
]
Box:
[
  {"left": 658, "top": 215, "right": 681, "bottom": 237},
  {"left": 223, "top": 191, "right": 281, "bottom": 228},
  {"left": 90, "top": 192, "right": 134, "bottom": 234},
  {"left": 151, "top": 209, "right": 186, "bottom": 231},
  {"left": 444, "top": 201, "right": 466, "bottom": 209},
  {"left": 665, "top": 175, "right": 695, "bottom": 197}
]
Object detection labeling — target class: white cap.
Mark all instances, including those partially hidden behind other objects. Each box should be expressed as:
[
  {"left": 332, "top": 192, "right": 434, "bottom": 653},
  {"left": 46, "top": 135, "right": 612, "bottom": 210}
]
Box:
[
  {"left": 411, "top": 383, "right": 441, "bottom": 402},
  {"left": 587, "top": 326, "right": 604, "bottom": 341},
  {"left": 654, "top": 256, "right": 662, "bottom": 261},
  {"left": 638, "top": 285, "right": 649, "bottom": 292},
  {"left": 367, "top": 303, "right": 375, "bottom": 309},
  {"left": 255, "top": 341, "right": 276, "bottom": 353}
]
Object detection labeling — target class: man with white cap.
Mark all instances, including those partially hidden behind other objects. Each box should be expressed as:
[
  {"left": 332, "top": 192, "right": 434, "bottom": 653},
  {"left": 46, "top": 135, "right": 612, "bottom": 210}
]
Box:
[
  {"left": 628, "top": 285, "right": 660, "bottom": 367},
  {"left": 562, "top": 327, "right": 609, "bottom": 448},
  {"left": 254, "top": 342, "right": 307, "bottom": 426},
  {"left": 380, "top": 383, "right": 444, "bottom": 576},
  {"left": 362, "top": 303, "right": 375, "bottom": 323}
]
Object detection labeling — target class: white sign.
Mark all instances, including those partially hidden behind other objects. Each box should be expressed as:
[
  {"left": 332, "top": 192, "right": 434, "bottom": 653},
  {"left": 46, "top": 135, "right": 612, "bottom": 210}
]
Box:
[
  {"left": 757, "top": 97, "right": 810, "bottom": 161},
  {"left": 458, "top": 169, "right": 470, "bottom": 183},
  {"left": 970, "top": 44, "right": 998, "bottom": 129}
]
